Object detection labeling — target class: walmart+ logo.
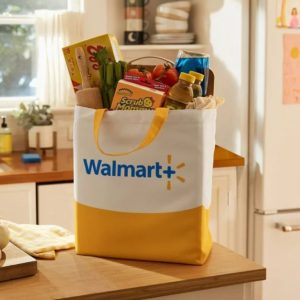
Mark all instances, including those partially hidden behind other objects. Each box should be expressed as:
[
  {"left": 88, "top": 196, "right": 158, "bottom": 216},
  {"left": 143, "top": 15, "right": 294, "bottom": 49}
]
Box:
[{"left": 83, "top": 154, "right": 185, "bottom": 190}]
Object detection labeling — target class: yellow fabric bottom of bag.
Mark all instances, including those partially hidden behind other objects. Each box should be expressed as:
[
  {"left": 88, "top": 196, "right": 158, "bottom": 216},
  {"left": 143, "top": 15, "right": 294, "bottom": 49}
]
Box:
[{"left": 75, "top": 202, "right": 212, "bottom": 265}]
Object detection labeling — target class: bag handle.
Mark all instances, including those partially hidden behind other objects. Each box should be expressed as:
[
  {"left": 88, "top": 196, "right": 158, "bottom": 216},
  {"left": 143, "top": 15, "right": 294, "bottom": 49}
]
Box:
[
  {"left": 93, "top": 108, "right": 169, "bottom": 156},
  {"left": 127, "top": 56, "right": 175, "bottom": 67}
]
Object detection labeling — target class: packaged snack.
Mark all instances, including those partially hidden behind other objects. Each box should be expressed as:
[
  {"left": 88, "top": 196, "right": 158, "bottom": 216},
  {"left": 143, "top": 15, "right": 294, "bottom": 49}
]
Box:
[
  {"left": 175, "top": 50, "right": 209, "bottom": 96},
  {"left": 62, "top": 34, "right": 123, "bottom": 92},
  {"left": 111, "top": 80, "right": 166, "bottom": 110},
  {"left": 124, "top": 74, "right": 170, "bottom": 93}
]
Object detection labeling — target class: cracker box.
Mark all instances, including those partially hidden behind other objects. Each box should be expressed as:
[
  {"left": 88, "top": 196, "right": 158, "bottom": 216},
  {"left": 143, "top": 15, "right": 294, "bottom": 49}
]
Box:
[
  {"left": 63, "top": 34, "right": 123, "bottom": 92},
  {"left": 111, "top": 80, "right": 166, "bottom": 110}
]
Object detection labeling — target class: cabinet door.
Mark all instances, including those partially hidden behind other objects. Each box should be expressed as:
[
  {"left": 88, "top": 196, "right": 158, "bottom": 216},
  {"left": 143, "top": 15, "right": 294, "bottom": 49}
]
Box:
[
  {"left": 0, "top": 183, "right": 36, "bottom": 224},
  {"left": 210, "top": 167, "right": 237, "bottom": 251},
  {"left": 38, "top": 183, "right": 74, "bottom": 232},
  {"left": 254, "top": 212, "right": 300, "bottom": 300}
]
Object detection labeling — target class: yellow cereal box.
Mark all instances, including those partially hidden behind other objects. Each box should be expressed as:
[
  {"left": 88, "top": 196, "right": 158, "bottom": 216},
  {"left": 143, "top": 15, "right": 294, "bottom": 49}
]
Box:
[
  {"left": 62, "top": 34, "right": 123, "bottom": 92},
  {"left": 111, "top": 80, "right": 166, "bottom": 110}
]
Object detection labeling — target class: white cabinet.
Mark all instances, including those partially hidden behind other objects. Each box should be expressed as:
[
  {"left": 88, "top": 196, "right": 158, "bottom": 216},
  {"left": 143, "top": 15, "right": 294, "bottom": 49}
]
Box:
[
  {"left": 210, "top": 167, "right": 245, "bottom": 254},
  {"left": 253, "top": 212, "right": 300, "bottom": 300},
  {"left": 0, "top": 167, "right": 243, "bottom": 251},
  {"left": 38, "top": 183, "right": 74, "bottom": 232},
  {"left": 0, "top": 183, "right": 36, "bottom": 224}
]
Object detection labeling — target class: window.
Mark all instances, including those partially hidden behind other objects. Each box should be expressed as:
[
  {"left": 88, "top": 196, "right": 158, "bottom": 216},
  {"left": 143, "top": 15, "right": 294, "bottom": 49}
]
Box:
[{"left": 0, "top": 0, "right": 80, "bottom": 106}]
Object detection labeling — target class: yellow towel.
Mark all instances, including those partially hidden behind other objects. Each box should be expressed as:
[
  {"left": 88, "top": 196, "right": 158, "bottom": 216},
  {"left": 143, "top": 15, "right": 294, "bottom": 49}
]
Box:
[{"left": 2, "top": 220, "right": 75, "bottom": 259}]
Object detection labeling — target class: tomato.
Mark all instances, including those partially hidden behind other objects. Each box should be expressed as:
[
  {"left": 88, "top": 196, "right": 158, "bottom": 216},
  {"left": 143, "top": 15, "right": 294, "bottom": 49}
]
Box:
[
  {"left": 152, "top": 64, "right": 179, "bottom": 87},
  {"left": 127, "top": 68, "right": 152, "bottom": 81}
]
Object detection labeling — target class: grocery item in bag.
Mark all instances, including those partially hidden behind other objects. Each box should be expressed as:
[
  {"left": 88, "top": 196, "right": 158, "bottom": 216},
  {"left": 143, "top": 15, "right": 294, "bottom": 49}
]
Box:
[
  {"left": 189, "top": 71, "right": 204, "bottom": 98},
  {"left": 175, "top": 50, "right": 209, "bottom": 96},
  {"left": 62, "top": 34, "right": 123, "bottom": 92},
  {"left": 164, "top": 72, "right": 195, "bottom": 109},
  {"left": 111, "top": 80, "right": 166, "bottom": 110}
]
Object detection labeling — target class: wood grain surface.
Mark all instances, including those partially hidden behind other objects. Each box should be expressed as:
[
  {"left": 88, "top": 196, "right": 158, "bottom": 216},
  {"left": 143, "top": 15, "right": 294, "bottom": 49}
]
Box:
[
  {"left": 0, "top": 243, "right": 265, "bottom": 300},
  {"left": 0, "top": 149, "right": 73, "bottom": 184},
  {"left": 0, "top": 147, "right": 244, "bottom": 185},
  {"left": 0, "top": 243, "right": 37, "bottom": 282}
]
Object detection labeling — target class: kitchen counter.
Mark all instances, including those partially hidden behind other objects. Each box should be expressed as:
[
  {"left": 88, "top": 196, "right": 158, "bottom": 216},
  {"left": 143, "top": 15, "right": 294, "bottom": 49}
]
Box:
[
  {"left": 0, "top": 243, "right": 265, "bottom": 300},
  {"left": 0, "top": 146, "right": 244, "bottom": 184}
]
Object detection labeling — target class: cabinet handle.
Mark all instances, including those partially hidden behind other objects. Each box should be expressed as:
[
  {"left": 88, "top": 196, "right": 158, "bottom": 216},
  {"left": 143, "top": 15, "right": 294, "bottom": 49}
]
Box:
[{"left": 275, "top": 223, "right": 300, "bottom": 232}]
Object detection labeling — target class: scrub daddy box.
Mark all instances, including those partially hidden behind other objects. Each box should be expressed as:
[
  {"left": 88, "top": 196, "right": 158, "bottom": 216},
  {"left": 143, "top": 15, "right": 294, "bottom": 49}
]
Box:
[
  {"left": 111, "top": 80, "right": 166, "bottom": 110},
  {"left": 63, "top": 34, "right": 123, "bottom": 92}
]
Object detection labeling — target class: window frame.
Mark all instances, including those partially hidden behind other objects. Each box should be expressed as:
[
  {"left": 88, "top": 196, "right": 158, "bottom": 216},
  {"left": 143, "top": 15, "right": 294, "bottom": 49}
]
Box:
[{"left": 0, "top": 0, "right": 81, "bottom": 109}]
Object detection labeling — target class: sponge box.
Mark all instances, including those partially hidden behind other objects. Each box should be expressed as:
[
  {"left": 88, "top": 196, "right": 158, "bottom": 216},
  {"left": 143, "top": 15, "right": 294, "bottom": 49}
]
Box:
[
  {"left": 111, "top": 80, "right": 166, "bottom": 110},
  {"left": 62, "top": 34, "right": 123, "bottom": 92}
]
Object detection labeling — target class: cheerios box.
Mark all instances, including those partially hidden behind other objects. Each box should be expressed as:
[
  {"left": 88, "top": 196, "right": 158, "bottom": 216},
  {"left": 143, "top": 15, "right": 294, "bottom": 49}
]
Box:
[
  {"left": 111, "top": 80, "right": 166, "bottom": 110},
  {"left": 62, "top": 34, "right": 123, "bottom": 92}
]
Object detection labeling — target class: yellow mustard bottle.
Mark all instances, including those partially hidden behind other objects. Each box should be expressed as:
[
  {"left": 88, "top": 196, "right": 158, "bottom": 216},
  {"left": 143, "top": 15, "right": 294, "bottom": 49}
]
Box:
[
  {"left": 0, "top": 116, "right": 12, "bottom": 154},
  {"left": 164, "top": 72, "right": 196, "bottom": 109},
  {"left": 189, "top": 71, "right": 205, "bottom": 98}
]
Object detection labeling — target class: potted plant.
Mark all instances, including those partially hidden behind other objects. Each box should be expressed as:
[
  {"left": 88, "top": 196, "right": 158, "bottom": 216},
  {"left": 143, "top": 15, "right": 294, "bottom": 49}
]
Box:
[{"left": 13, "top": 102, "right": 54, "bottom": 149}]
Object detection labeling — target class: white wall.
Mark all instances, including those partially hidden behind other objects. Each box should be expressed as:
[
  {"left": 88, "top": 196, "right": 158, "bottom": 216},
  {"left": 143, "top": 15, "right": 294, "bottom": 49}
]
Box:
[{"left": 193, "top": 0, "right": 249, "bottom": 158}]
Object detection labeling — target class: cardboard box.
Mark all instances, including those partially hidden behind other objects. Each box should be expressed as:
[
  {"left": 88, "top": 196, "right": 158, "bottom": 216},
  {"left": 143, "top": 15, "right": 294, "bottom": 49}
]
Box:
[
  {"left": 63, "top": 34, "right": 123, "bottom": 92},
  {"left": 111, "top": 80, "right": 166, "bottom": 110}
]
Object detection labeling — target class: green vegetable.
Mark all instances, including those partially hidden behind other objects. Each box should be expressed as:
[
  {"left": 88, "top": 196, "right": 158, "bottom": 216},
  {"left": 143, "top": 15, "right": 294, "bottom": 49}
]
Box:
[
  {"left": 106, "top": 62, "right": 115, "bottom": 86},
  {"left": 114, "top": 62, "right": 122, "bottom": 83},
  {"left": 108, "top": 87, "right": 115, "bottom": 107},
  {"left": 94, "top": 48, "right": 127, "bottom": 108}
]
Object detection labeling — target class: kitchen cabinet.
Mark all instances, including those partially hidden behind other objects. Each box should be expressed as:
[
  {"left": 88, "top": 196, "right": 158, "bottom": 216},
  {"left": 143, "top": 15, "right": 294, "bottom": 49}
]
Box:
[
  {"left": 37, "top": 182, "right": 74, "bottom": 232},
  {"left": 210, "top": 167, "right": 246, "bottom": 256},
  {"left": 0, "top": 183, "right": 36, "bottom": 224},
  {"left": 37, "top": 168, "right": 242, "bottom": 246},
  {"left": 253, "top": 212, "right": 300, "bottom": 300},
  {"left": 0, "top": 149, "right": 244, "bottom": 251},
  {"left": 0, "top": 169, "right": 241, "bottom": 245},
  {"left": 211, "top": 168, "right": 237, "bottom": 251}
]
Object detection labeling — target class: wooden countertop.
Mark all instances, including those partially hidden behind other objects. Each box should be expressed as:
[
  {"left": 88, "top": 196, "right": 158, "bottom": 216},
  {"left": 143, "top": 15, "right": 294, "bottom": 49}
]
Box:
[
  {"left": 0, "top": 149, "right": 73, "bottom": 184},
  {"left": 0, "top": 146, "right": 244, "bottom": 184},
  {"left": 0, "top": 243, "right": 265, "bottom": 300}
]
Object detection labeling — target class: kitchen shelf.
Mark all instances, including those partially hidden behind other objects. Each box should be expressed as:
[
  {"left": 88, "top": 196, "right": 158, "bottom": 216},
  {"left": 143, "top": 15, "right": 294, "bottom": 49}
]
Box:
[{"left": 120, "top": 44, "right": 205, "bottom": 51}]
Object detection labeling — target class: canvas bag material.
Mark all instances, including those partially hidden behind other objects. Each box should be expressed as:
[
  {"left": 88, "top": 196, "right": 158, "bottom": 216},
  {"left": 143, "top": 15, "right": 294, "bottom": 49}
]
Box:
[{"left": 74, "top": 106, "right": 216, "bottom": 265}]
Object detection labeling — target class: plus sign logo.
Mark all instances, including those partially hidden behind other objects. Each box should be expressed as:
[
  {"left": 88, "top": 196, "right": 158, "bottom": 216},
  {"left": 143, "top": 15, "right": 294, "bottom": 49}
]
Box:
[
  {"left": 83, "top": 154, "right": 186, "bottom": 191},
  {"left": 163, "top": 154, "right": 185, "bottom": 191}
]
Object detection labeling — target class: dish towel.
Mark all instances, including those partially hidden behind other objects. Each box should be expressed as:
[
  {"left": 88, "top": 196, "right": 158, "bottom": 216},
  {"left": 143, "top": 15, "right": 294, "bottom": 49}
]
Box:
[{"left": 1, "top": 220, "right": 75, "bottom": 259}]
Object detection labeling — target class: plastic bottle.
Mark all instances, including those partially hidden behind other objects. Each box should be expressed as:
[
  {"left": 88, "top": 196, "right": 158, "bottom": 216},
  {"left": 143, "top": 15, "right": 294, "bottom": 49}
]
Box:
[
  {"left": 0, "top": 116, "right": 12, "bottom": 154},
  {"left": 189, "top": 71, "right": 204, "bottom": 98},
  {"left": 164, "top": 72, "right": 196, "bottom": 109}
]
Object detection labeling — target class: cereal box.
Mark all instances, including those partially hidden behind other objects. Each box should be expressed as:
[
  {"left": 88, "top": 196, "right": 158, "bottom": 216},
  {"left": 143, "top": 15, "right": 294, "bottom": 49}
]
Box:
[
  {"left": 62, "top": 34, "right": 123, "bottom": 92},
  {"left": 111, "top": 80, "right": 166, "bottom": 110}
]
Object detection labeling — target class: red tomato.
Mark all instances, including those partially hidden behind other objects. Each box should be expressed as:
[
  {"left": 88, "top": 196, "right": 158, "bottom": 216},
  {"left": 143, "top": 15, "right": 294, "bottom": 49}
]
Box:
[
  {"left": 152, "top": 64, "right": 179, "bottom": 87},
  {"left": 127, "top": 68, "right": 152, "bottom": 81}
]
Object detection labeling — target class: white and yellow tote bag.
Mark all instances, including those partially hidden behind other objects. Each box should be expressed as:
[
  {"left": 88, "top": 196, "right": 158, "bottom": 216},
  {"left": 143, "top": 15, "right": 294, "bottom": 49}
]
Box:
[{"left": 74, "top": 106, "right": 216, "bottom": 265}]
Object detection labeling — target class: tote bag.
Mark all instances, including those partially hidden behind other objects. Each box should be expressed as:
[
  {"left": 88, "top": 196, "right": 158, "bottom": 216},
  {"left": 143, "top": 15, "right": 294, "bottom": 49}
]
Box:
[{"left": 74, "top": 106, "right": 216, "bottom": 265}]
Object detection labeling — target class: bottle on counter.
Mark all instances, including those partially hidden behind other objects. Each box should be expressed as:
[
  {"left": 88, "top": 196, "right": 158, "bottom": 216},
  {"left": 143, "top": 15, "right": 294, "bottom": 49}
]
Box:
[
  {"left": 164, "top": 72, "right": 195, "bottom": 109},
  {"left": 0, "top": 116, "right": 12, "bottom": 154},
  {"left": 189, "top": 71, "right": 204, "bottom": 98}
]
